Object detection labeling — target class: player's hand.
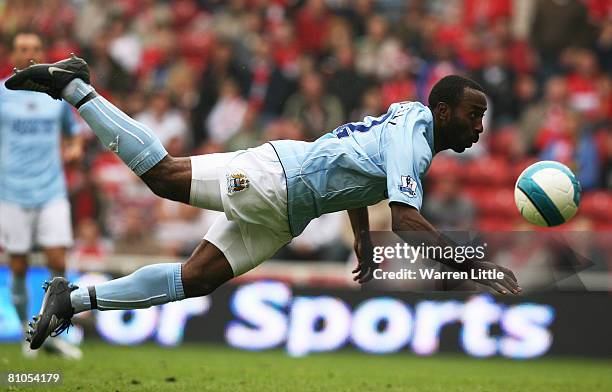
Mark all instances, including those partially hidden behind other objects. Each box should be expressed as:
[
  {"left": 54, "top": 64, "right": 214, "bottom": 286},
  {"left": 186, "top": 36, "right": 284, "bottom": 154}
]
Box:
[
  {"left": 468, "top": 261, "right": 521, "bottom": 295},
  {"left": 352, "top": 235, "right": 377, "bottom": 284},
  {"left": 62, "top": 143, "right": 83, "bottom": 163}
]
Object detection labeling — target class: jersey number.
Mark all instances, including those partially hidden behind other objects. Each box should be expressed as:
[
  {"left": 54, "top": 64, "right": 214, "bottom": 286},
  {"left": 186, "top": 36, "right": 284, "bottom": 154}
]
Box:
[{"left": 333, "top": 111, "right": 392, "bottom": 139}]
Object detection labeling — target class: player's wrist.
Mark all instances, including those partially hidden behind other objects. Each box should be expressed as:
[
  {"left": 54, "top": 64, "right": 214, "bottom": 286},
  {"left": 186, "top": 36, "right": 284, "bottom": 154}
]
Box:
[{"left": 438, "top": 256, "right": 475, "bottom": 272}]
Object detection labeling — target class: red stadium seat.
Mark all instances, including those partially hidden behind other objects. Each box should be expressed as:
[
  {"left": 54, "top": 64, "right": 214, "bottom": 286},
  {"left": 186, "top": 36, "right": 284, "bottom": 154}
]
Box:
[
  {"left": 512, "top": 158, "right": 539, "bottom": 181},
  {"left": 427, "top": 156, "right": 462, "bottom": 181},
  {"left": 579, "top": 192, "right": 612, "bottom": 222},
  {"left": 463, "top": 185, "right": 489, "bottom": 201},
  {"left": 477, "top": 217, "right": 518, "bottom": 231},
  {"left": 488, "top": 127, "right": 517, "bottom": 158},
  {"left": 473, "top": 188, "right": 519, "bottom": 218},
  {"left": 594, "top": 220, "right": 612, "bottom": 232},
  {"left": 463, "top": 158, "right": 513, "bottom": 186}
]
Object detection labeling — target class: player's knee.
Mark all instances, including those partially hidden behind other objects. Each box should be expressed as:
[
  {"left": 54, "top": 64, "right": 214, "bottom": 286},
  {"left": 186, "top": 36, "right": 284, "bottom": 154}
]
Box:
[
  {"left": 10, "top": 256, "right": 28, "bottom": 276},
  {"left": 143, "top": 175, "right": 174, "bottom": 201},
  {"left": 181, "top": 268, "right": 221, "bottom": 297},
  {"left": 141, "top": 155, "right": 189, "bottom": 203},
  {"left": 190, "top": 280, "right": 218, "bottom": 297},
  {"left": 181, "top": 261, "right": 227, "bottom": 297},
  {"left": 180, "top": 240, "right": 234, "bottom": 298},
  {"left": 183, "top": 279, "right": 220, "bottom": 297},
  {"left": 45, "top": 250, "right": 66, "bottom": 273},
  {"left": 141, "top": 161, "right": 174, "bottom": 200}
]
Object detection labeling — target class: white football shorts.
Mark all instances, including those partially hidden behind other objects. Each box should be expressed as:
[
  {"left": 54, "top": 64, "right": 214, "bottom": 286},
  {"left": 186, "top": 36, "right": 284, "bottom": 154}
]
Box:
[
  {"left": 189, "top": 143, "right": 292, "bottom": 276},
  {"left": 0, "top": 197, "right": 74, "bottom": 254}
]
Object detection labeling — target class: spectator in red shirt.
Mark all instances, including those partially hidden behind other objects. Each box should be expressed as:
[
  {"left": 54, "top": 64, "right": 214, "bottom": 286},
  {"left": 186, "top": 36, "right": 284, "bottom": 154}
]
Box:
[
  {"left": 295, "top": 0, "right": 331, "bottom": 55},
  {"left": 565, "top": 49, "right": 604, "bottom": 120},
  {"left": 519, "top": 76, "right": 577, "bottom": 155},
  {"left": 463, "top": 0, "right": 511, "bottom": 28}
]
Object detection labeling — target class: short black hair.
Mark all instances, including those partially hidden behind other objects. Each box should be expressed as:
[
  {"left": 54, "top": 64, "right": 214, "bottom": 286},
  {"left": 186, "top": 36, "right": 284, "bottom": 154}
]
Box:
[
  {"left": 428, "top": 75, "right": 484, "bottom": 109},
  {"left": 10, "top": 30, "right": 42, "bottom": 51}
]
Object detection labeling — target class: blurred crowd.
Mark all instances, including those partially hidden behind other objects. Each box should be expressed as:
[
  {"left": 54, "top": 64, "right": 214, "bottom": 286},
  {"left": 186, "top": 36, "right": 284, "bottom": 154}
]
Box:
[{"left": 0, "top": 0, "right": 610, "bottom": 265}]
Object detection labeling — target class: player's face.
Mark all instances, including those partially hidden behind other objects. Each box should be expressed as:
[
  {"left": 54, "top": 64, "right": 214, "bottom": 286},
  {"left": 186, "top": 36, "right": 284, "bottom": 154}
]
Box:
[
  {"left": 11, "top": 34, "right": 44, "bottom": 70},
  {"left": 447, "top": 88, "right": 487, "bottom": 153}
]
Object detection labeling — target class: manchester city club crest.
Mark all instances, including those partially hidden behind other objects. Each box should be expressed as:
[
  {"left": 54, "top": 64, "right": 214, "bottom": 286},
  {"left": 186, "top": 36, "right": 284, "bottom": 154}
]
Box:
[{"left": 227, "top": 171, "right": 250, "bottom": 195}]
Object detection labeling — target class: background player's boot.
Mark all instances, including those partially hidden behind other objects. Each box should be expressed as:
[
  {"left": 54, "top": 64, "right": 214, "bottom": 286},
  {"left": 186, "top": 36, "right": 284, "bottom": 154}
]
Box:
[
  {"left": 43, "top": 337, "right": 83, "bottom": 360},
  {"left": 26, "top": 277, "right": 78, "bottom": 350},
  {"left": 20, "top": 323, "right": 38, "bottom": 358},
  {"left": 4, "top": 54, "right": 89, "bottom": 99},
  {"left": 21, "top": 341, "right": 38, "bottom": 359}
]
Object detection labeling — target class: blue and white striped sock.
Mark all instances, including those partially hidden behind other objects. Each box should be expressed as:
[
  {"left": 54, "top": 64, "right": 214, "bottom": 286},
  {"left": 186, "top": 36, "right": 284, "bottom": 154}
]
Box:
[
  {"left": 62, "top": 79, "right": 167, "bottom": 176},
  {"left": 70, "top": 263, "right": 185, "bottom": 314}
]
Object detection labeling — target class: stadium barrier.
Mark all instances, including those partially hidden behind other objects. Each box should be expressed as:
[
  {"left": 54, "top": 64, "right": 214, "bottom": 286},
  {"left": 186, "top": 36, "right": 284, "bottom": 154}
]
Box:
[{"left": 1, "top": 265, "right": 610, "bottom": 359}]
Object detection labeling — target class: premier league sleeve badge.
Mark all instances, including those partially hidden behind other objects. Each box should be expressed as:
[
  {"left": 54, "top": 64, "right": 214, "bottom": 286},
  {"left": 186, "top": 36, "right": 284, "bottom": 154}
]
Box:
[{"left": 399, "top": 175, "right": 417, "bottom": 197}]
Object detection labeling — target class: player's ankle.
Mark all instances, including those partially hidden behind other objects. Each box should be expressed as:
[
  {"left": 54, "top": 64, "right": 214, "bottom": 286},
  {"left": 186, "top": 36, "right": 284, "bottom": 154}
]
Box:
[
  {"left": 62, "top": 79, "right": 94, "bottom": 107},
  {"left": 69, "top": 286, "right": 93, "bottom": 314}
]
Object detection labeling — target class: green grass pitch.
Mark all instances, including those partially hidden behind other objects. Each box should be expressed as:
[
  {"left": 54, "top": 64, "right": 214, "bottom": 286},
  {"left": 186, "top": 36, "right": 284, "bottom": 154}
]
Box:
[{"left": 1, "top": 343, "right": 611, "bottom": 391}]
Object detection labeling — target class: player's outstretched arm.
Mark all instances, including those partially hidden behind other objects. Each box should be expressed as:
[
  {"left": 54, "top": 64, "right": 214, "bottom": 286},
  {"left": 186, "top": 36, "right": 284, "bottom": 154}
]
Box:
[
  {"left": 390, "top": 203, "right": 521, "bottom": 295},
  {"left": 348, "top": 207, "right": 375, "bottom": 283}
]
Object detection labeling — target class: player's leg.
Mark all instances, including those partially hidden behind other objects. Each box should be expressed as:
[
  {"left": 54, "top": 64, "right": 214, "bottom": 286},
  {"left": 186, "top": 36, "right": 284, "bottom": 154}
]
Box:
[
  {"left": 140, "top": 156, "right": 191, "bottom": 204},
  {"left": 1, "top": 203, "right": 31, "bottom": 325},
  {"left": 68, "top": 239, "right": 233, "bottom": 315},
  {"left": 0, "top": 201, "right": 37, "bottom": 357},
  {"left": 42, "top": 247, "right": 66, "bottom": 277},
  {"left": 5, "top": 56, "right": 233, "bottom": 207},
  {"left": 38, "top": 197, "right": 74, "bottom": 275},
  {"left": 27, "top": 211, "right": 288, "bottom": 349},
  {"left": 9, "top": 255, "right": 29, "bottom": 328},
  {"left": 41, "top": 247, "right": 82, "bottom": 359},
  {"left": 26, "top": 238, "right": 233, "bottom": 349},
  {"left": 181, "top": 240, "right": 235, "bottom": 297},
  {"left": 68, "top": 212, "right": 281, "bottom": 313},
  {"left": 63, "top": 148, "right": 277, "bottom": 314},
  {"left": 63, "top": 80, "right": 196, "bottom": 201},
  {"left": 37, "top": 198, "right": 82, "bottom": 359},
  {"left": 5, "top": 56, "right": 191, "bottom": 203},
  {"left": 8, "top": 255, "right": 38, "bottom": 358}
]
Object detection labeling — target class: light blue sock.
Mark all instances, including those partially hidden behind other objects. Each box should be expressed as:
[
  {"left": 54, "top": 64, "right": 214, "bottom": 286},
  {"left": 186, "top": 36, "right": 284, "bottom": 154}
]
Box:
[
  {"left": 10, "top": 275, "right": 28, "bottom": 324},
  {"left": 69, "top": 263, "right": 185, "bottom": 313},
  {"left": 62, "top": 79, "right": 167, "bottom": 176}
]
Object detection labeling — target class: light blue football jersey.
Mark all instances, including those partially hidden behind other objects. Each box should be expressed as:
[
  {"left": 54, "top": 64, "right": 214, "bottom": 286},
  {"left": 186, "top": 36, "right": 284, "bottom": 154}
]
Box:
[
  {"left": 270, "top": 101, "right": 435, "bottom": 236},
  {"left": 0, "top": 78, "right": 80, "bottom": 207}
]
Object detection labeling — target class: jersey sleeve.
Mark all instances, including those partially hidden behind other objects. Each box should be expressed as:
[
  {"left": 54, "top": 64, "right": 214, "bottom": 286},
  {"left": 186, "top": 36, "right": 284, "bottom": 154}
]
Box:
[
  {"left": 61, "top": 102, "right": 81, "bottom": 137},
  {"left": 384, "top": 116, "right": 430, "bottom": 211}
]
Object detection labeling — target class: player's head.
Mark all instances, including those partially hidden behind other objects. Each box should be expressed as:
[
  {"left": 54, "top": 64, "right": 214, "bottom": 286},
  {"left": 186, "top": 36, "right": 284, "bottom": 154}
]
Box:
[
  {"left": 428, "top": 75, "right": 486, "bottom": 153},
  {"left": 10, "top": 30, "right": 44, "bottom": 70}
]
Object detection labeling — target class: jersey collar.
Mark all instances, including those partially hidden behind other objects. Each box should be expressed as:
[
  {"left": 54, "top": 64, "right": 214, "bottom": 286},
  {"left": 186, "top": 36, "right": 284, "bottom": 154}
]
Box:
[{"left": 424, "top": 106, "right": 435, "bottom": 155}]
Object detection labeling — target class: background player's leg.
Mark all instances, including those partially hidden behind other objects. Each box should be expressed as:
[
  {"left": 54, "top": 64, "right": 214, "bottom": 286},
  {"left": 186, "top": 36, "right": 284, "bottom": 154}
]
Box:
[
  {"left": 9, "top": 255, "right": 29, "bottom": 326},
  {"left": 69, "top": 240, "right": 233, "bottom": 314},
  {"left": 43, "top": 247, "right": 66, "bottom": 278},
  {"left": 2, "top": 202, "right": 32, "bottom": 325},
  {"left": 9, "top": 255, "right": 39, "bottom": 357},
  {"left": 38, "top": 198, "right": 73, "bottom": 278}
]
